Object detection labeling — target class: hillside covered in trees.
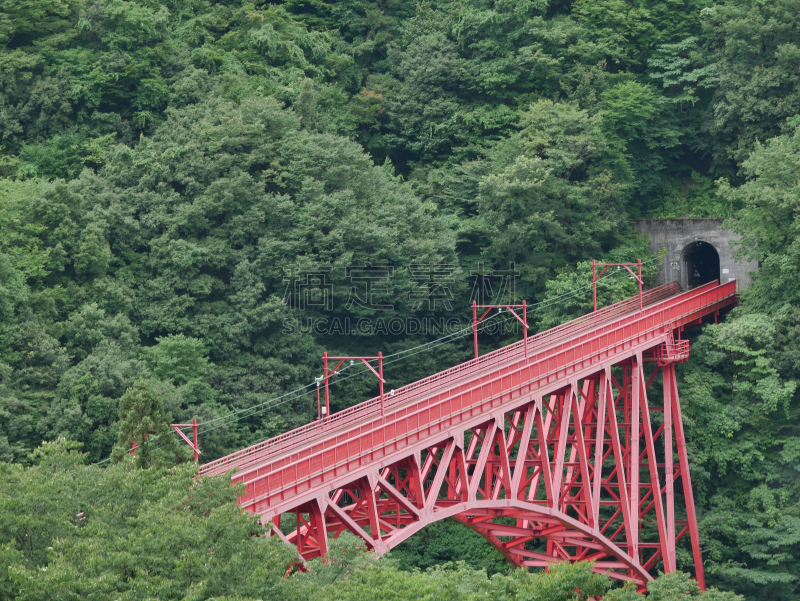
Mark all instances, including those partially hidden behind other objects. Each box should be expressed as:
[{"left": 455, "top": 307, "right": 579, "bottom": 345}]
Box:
[{"left": 0, "top": 0, "right": 799, "bottom": 599}]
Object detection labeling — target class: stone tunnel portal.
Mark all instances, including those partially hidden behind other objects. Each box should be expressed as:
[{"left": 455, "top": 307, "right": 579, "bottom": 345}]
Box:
[
  {"left": 636, "top": 219, "right": 757, "bottom": 291},
  {"left": 682, "top": 241, "right": 720, "bottom": 288}
]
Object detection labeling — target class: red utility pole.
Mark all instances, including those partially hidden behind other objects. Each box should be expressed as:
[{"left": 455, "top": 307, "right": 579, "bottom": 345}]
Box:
[
  {"left": 322, "top": 354, "right": 386, "bottom": 418},
  {"left": 471, "top": 300, "right": 529, "bottom": 360},
  {"left": 171, "top": 419, "right": 200, "bottom": 461},
  {"left": 323, "top": 351, "right": 329, "bottom": 420},
  {"left": 130, "top": 433, "right": 148, "bottom": 456},
  {"left": 592, "top": 259, "right": 643, "bottom": 312}
]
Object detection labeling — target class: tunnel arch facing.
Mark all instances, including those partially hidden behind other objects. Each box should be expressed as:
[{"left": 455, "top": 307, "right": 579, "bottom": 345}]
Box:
[{"left": 681, "top": 241, "right": 720, "bottom": 289}]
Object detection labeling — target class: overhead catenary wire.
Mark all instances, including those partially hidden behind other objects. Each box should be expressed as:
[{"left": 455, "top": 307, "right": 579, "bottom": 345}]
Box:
[
  {"left": 191, "top": 265, "right": 644, "bottom": 436},
  {"left": 190, "top": 263, "right": 643, "bottom": 436},
  {"left": 89, "top": 436, "right": 161, "bottom": 468},
  {"left": 380, "top": 256, "right": 661, "bottom": 363},
  {"left": 192, "top": 309, "right": 521, "bottom": 436},
  {"left": 193, "top": 284, "right": 598, "bottom": 436},
  {"left": 188, "top": 299, "right": 514, "bottom": 433},
  {"left": 99, "top": 254, "right": 678, "bottom": 464}
]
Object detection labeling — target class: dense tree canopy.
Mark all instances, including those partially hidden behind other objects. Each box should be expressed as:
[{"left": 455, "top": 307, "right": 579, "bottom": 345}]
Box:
[
  {"left": 0, "top": 440, "right": 743, "bottom": 601},
  {"left": 0, "top": 0, "right": 798, "bottom": 598}
]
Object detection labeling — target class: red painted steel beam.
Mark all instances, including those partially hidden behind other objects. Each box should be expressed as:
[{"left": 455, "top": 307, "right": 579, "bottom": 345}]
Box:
[
  {"left": 200, "top": 282, "right": 683, "bottom": 477},
  {"left": 202, "top": 282, "right": 733, "bottom": 589}
]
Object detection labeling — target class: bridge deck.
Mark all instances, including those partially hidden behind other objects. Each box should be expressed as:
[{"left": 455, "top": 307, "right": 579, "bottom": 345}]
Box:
[
  {"left": 202, "top": 282, "right": 735, "bottom": 514},
  {"left": 201, "top": 281, "right": 681, "bottom": 478}
]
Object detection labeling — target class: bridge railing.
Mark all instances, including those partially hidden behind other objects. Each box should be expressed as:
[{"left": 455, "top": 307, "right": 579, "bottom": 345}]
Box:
[
  {"left": 389, "top": 282, "right": 680, "bottom": 405},
  {"left": 199, "top": 282, "right": 679, "bottom": 476},
  {"left": 655, "top": 338, "right": 690, "bottom": 364},
  {"left": 235, "top": 280, "right": 736, "bottom": 513}
]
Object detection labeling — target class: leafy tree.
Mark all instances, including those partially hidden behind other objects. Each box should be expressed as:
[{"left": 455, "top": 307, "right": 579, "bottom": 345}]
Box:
[
  {"left": 0, "top": 180, "right": 50, "bottom": 278},
  {"left": 719, "top": 116, "right": 800, "bottom": 310},
  {"left": 648, "top": 36, "right": 717, "bottom": 109},
  {"left": 389, "top": 518, "right": 507, "bottom": 576},
  {"left": 1, "top": 440, "right": 297, "bottom": 600},
  {"left": 0, "top": 255, "right": 28, "bottom": 331},
  {"left": 57, "top": 302, "right": 139, "bottom": 362},
  {"left": 673, "top": 318, "right": 800, "bottom": 598},
  {"left": 111, "top": 379, "right": 186, "bottom": 467},
  {"left": 476, "top": 99, "right": 630, "bottom": 297},
  {"left": 0, "top": 362, "right": 33, "bottom": 463},
  {"left": 670, "top": 116, "right": 800, "bottom": 599},
  {"left": 699, "top": 0, "right": 800, "bottom": 170},
  {"left": 599, "top": 80, "right": 682, "bottom": 210},
  {"left": 37, "top": 341, "right": 148, "bottom": 462},
  {"left": 142, "top": 334, "right": 212, "bottom": 402},
  {"left": 381, "top": 31, "right": 474, "bottom": 165},
  {"left": 572, "top": 0, "right": 712, "bottom": 71},
  {"left": 532, "top": 239, "right": 663, "bottom": 332},
  {"left": 0, "top": 441, "right": 746, "bottom": 600}
]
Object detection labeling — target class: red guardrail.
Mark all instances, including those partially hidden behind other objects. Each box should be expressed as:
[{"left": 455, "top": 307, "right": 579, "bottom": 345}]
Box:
[
  {"left": 655, "top": 338, "right": 690, "bottom": 364},
  {"left": 236, "top": 281, "right": 735, "bottom": 514},
  {"left": 200, "top": 282, "right": 680, "bottom": 476}
]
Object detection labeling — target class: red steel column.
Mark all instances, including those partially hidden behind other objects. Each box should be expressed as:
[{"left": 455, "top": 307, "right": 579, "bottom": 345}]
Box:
[
  {"left": 638, "top": 259, "right": 643, "bottom": 311},
  {"left": 622, "top": 366, "right": 631, "bottom": 499},
  {"left": 523, "top": 300, "right": 528, "bottom": 360},
  {"left": 606, "top": 369, "right": 635, "bottom": 557},
  {"left": 473, "top": 301, "right": 479, "bottom": 359},
  {"left": 630, "top": 360, "right": 641, "bottom": 565},
  {"left": 323, "top": 351, "right": 330, "bottom": 420},
  {"left": 664, "top": 362, "right": 677, "bottom": 571},
  {"left": 378, "top": 352, "right": 385, "bottom": 416},
  {"left": 592, "top": 259, "right": 597, "bottom": 312},
  {"left": 192, "top": 417, "right": 198, "bottom": 462},
  {"left": 667, "top": 363, "right": 706, "bottom": 590},
  {"left": 310, "top": 499, "right": 328, "bottom": 557},
  {"left": 592, "top": 373, "right": 608, "bottom": 526},
  {"left": 637, "top": 355, "right": 672, "bottom": 572}
]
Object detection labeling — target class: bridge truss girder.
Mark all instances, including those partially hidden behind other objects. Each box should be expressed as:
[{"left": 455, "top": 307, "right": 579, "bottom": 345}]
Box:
[{"left": 265, "top": 347, "right": 705, "bottom": 590}]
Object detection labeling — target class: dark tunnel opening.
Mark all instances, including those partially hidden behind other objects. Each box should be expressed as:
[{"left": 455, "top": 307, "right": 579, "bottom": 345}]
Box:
[{"left": 682, "top": 241, "right": 720, "bottom": 288}]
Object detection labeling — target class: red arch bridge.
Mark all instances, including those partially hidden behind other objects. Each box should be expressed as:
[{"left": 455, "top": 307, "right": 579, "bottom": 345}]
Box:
[{"left": 199, "top": 280, "right": 737, "bottom": 589}]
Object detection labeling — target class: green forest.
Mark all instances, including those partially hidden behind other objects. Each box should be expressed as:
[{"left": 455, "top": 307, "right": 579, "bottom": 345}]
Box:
[{"left": 0, "top": 0, "right": 798, "bottom": 599}]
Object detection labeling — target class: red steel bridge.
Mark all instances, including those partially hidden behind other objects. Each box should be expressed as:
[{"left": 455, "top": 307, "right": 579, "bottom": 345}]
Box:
[{"left": 200, "top": 280, "right": 737, "bottom": 589}]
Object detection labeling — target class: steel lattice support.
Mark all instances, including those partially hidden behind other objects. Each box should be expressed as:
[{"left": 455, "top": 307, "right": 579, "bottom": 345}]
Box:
[
  {"left": 203, "top": 281, "right": 736, "bottom": 590},
  {"left": 263, "top": 347, "right": 704, "bottom": 589}
]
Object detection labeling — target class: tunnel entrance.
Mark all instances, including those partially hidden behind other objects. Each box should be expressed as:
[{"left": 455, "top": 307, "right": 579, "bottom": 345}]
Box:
[{"left": 682, "top": 241, "right": 720, "bottom": 288}]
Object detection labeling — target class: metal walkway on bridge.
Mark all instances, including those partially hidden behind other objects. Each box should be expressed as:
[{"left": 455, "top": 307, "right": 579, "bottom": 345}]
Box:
[{"left": 201, "top": 280, "right": 737, "bottom": 589}]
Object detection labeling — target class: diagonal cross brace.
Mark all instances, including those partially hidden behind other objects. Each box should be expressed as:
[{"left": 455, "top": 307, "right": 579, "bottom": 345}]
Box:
[{"left": 171, "top": 419, "right": 200, "bottom": 461}]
